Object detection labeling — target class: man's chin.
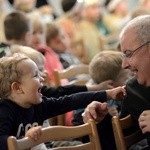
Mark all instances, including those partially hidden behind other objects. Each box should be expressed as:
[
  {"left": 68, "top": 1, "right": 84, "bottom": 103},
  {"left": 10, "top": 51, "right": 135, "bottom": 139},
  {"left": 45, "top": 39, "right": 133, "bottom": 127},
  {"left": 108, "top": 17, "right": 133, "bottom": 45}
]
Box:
[
  {"left": 137, "top": 78, "right": 150, "bottom": 87},
  {"left": 137, "top": 78, "right": 144, "bottom": 85},
  {"left": 36, "top": 97, "right": 43, "bottom": 104},
  {"left": 145, "top": 82, "right": 150, "bottom": 87}
]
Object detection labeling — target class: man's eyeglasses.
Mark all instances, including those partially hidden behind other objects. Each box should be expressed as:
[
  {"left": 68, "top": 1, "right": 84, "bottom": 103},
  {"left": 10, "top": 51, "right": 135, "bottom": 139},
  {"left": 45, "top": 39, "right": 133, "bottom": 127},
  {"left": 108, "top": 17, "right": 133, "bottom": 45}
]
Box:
[{"left": 123, "top": 41, "right": 150, "bottom": 58}]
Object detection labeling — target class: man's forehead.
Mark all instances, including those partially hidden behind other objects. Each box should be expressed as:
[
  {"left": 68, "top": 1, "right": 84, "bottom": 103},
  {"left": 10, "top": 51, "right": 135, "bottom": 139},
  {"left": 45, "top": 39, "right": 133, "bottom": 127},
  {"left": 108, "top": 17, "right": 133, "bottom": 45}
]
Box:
[{"left": 120, "top": 30, "right": 137, "bottom": 46}]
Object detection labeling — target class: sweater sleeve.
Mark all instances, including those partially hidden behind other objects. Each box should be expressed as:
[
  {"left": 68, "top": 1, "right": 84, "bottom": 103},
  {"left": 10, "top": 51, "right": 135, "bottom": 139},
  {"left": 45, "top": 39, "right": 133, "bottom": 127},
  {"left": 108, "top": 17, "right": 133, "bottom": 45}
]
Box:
[
  {"left": 41, "top": 85, "right": 87, "bottom": 98},
  {"left": 42, "top": 90, "right": 107, "bottom": 118},
  {"left": 0, "top": 106, "right": 15, "bottom": 150}
]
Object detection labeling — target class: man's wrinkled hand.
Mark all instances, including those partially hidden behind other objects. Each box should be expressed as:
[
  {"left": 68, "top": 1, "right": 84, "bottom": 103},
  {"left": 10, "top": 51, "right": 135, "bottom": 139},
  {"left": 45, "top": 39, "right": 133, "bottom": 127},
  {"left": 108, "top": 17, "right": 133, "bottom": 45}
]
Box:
[{"left": 82, "top": 101, "right": 108, "bottom": 123}]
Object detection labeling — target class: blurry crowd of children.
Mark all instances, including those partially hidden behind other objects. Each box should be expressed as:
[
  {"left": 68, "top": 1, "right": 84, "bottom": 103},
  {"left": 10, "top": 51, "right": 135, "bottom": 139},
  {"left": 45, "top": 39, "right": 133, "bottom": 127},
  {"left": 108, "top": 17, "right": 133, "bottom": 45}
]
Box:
[{"left": 0, "top": 0, "right": 150, "bottom": 149}]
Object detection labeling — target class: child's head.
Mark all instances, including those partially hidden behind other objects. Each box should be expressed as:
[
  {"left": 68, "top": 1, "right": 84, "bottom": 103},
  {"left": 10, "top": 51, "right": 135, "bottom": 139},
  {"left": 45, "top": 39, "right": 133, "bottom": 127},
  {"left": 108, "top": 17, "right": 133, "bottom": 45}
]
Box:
[
  {"left": 14, "top": 0, "right": 36, "bottom": 6},
  {"left": 9, "top": 45, "right": 46, "bottom": 79},
  {"left": 0, "top": 53, "right": 43, "bottom": 107},
  {"left": 83, "top": 0, "right": 101, "bottom": 22},
  {"left": 107, "top": 0, "right": 128, "bottom": 16},
  {"left": 46, "top": 23, "right": 69, "bottom": 52},
  {"left": 28, "top": 12, "right": 46, "bottom": 49},
  {"left": 61, "top": 0, "right": 83, "bottom": 20},
  {"left": 14, "top": 0, "right": 36, "bottom": 12},
  {"left": 89, "top": 50, "right": 131, "bottom": 86},
  {"left": 130, "top": 7, "right": 150, "bottom": 19},
  {"left": 139, "top": 0, "right": 150, "bottom": 9},
  {"left": 14, "top": 2, "right": 34, "bottom": 13},
  {"left": 4, "top": 11, "right": 32, "bottom": 45}
]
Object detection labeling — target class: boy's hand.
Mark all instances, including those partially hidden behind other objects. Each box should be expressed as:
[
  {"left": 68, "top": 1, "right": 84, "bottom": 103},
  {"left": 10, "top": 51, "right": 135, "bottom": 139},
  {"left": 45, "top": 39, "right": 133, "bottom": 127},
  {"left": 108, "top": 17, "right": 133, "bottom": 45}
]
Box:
[
  {"left": 87, "top": 80, "right": 114, "bottom": 91},
  {"left": 82, "top": 101, "right": 108, "bottom": 123},
  {"left": 25, "top": 126, "right": 42, "bottom": 141},
  {"left": 106, "top": 86, "right": 126, "bottom": 100}
]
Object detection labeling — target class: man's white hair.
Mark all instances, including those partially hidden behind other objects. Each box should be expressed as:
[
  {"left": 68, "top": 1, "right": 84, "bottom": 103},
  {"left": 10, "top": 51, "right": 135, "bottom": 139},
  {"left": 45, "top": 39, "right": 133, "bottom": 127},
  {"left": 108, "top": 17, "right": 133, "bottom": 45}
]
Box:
[{"left": 120, "top": 15, "right": 150, "bottom": 43}]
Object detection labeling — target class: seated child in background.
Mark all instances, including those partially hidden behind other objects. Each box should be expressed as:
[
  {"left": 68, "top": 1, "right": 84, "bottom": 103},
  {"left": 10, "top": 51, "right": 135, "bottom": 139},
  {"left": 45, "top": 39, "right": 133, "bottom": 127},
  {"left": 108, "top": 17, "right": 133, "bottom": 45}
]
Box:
[
  {"left": 45, "top": 23, "right": 81, "bottom": 69},
  {"left": 1, "top": 10, "right": 63, "bottom": 86},
  {"left": 73, "top": 50, "right": 132, "bottom": 126},
  {"left": 28, "top": 12, "right": 64, "bottom": 85},
  {"left": 45, "top": 23, "right": 91, "bottom": 86},
  {"left": 0, "top": 52, "right": 126, "bottom": 150},
  {"left": 0, "top": 10, "right": 32, "bottom": 57}
]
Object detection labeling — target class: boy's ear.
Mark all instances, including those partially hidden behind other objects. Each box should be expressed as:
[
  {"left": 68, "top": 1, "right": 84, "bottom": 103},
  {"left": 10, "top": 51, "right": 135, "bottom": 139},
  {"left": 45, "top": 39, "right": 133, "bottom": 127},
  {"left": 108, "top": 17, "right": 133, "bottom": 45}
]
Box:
[
  {"left": 11, "top": 82, "right": 23, "bottom": 93},
  {"left": 23, "top": 31, "right": 32, "bottom": 45}
]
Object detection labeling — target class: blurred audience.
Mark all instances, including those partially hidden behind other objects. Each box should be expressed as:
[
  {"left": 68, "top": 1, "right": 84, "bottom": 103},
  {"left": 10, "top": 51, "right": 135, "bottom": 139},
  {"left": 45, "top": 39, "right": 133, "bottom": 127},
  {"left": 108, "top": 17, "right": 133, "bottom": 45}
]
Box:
[
  {"left": 46, "top": 23, "right": 81, "bottom": 69},
  {"left": 104, "top": 0, "right": 129, "bottom": 33},
  {"left": 28, "top": 12, "right": 64, "bottom": 85},
  {"left": 74, "top": 0, "right": 105, "bottom": 64}
]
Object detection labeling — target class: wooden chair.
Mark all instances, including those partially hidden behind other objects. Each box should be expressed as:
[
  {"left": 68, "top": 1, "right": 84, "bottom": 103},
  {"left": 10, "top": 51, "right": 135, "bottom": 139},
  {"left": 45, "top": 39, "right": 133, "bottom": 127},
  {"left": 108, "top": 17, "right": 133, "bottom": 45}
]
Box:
[
  {"left": 53, "top": 64, "right": 89, "bottom": 86},
  {"left": 112, "top": 114, "right": 145, "bottom": 150},
  {"left": 70, "top": 39, "right": 89, "bottom": 64},
  {"left": 7, "top": 119, "right": 102, "bottom": 150},
  {"left": 52, "top": 64, "right": 89, "bottom": 126}
]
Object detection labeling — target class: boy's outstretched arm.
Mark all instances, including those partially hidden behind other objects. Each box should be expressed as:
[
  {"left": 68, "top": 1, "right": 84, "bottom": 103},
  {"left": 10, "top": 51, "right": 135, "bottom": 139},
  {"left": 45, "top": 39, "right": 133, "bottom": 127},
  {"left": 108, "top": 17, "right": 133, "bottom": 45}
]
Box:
[
  {"left": 106, "top": 86, "right": 126, "bottom": 100},
  {"left": 82, "top": 86, "right": 126, "bottom": 123}
]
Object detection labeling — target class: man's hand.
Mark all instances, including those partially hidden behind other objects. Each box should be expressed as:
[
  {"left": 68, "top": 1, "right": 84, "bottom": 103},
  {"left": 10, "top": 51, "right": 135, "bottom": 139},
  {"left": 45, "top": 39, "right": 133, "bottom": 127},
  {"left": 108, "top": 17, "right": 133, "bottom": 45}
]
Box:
[
  {"left": 82, "top": 101, "right": 108, "bottom": 123},
  {"left": 138, "top": 110, "right": 150, "bottom": 134}
]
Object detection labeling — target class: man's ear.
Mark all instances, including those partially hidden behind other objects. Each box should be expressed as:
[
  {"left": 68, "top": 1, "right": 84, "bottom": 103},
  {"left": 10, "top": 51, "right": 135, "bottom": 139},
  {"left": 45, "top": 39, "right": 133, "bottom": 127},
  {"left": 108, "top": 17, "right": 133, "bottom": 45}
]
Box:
[{"left": 11, "top": 82, "right": 23, "bottom": 94}]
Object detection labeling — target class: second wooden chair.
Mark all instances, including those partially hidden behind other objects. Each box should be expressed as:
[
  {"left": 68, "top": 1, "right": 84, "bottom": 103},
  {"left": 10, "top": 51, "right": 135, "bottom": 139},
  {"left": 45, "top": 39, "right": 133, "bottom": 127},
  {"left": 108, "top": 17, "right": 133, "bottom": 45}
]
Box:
[
  {"left": 112, "top": 114, "right": 145, "bottom": 150},
  {"left": 7, "top": 119, "right": 101, "bottom": 150}
]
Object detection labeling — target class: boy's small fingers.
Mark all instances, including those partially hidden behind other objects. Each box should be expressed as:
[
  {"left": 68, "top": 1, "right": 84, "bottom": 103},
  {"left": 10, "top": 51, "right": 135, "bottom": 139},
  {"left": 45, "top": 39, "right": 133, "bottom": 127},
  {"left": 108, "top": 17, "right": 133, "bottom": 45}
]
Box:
[
  {"left": 88, "top": 107, "right": 97, "bottom": 119},
  {"left": 101, "top": 102, "right": 108, "bottom": 109},
  {"left": 82, "top": 112, "right": 90, "bottom": 123}
]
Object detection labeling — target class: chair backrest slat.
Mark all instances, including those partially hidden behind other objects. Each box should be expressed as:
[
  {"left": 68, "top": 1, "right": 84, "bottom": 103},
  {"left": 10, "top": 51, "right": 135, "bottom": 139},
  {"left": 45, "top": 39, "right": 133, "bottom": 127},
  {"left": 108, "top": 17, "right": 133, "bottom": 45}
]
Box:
[
  {"left": 7, "top": 119, "right": 101, "bottom": 150},
  {"left": 112, "top": 114, "right": 144, "bottom": 150},
  {"left": 52, "top": 64, "right": 89, "bottom": 126},
  {"left": 54, "top": 64, "right": 89, "bottom": 86}
]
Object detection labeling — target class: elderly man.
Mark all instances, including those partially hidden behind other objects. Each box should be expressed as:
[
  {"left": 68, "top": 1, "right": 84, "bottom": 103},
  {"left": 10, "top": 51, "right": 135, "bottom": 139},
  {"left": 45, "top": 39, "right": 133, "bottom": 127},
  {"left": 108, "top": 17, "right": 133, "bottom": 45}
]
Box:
[{"left": 82, "top": 15, "right": 150, "bottom": 150}]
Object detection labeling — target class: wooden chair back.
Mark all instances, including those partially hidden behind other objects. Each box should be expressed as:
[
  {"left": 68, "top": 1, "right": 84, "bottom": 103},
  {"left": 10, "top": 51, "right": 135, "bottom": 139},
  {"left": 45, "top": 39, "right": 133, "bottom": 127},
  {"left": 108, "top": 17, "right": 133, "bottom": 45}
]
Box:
[
  {"left": 70, "top": 39, "right": 89, "bottom": 64},
  {"left": 112, "top": 114, "right": 144, "bottom": 150},
  {"left": 8, "top": 119, "right": 101, "bottom": 150},
  {"left": 52, "top": 64, "right": 89, "bottom": 126},
  {"left": 54, "top": 64, "right": 89, "bottom": 86},
  {"left": 43, "top": 71, "right": 51, "bottom": 86}
]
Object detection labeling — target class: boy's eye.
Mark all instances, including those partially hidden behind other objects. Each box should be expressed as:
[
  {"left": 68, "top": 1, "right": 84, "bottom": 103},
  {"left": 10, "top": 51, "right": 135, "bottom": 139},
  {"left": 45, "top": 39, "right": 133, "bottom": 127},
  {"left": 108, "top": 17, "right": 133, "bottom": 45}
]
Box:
[
  {"left": 34, "top": 74, "right": 38, "bottom": 77},
  {"left": 33, "top": 72, "right": 39, "bottom": 78}
]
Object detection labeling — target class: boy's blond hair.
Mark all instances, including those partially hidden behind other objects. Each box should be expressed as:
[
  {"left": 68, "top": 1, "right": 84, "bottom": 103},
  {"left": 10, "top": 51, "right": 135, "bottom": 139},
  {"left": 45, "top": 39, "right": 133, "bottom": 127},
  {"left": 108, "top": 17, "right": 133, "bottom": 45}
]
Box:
[
  {"left": 7, "top": 45, "right": 49, "bottom": 86},
  {"left": 89, "top": 50, "right": 123, "bottom": 84},
  {"left": 9, "top": 45, "right": 45, "bottom": 66},
  {"left": 0, "top": 54, "right": 29, "bottom": 98},
  {"left": 28, "top": 12, "right": 45, "bottom": 34},
  {"left": 45, "top": 23, "right": 59, "bottom": 44}
]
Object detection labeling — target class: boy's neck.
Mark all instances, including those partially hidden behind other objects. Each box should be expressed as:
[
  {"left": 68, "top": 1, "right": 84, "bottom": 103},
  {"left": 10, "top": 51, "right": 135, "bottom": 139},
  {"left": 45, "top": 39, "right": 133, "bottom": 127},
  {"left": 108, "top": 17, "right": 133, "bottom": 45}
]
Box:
[
  {"left": 6, "top": 39, "right": 26, "bottom": 46},
  {"left": 8, "top": 94, "right": 31, "bottom": 108}
]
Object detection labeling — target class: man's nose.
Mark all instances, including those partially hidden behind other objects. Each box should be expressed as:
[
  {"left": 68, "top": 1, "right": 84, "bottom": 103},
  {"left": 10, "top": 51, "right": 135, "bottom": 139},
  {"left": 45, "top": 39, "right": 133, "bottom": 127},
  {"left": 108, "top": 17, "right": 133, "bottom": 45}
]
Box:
[{"left": 122, "top": 58, "right": 130, "bottom": 69}]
